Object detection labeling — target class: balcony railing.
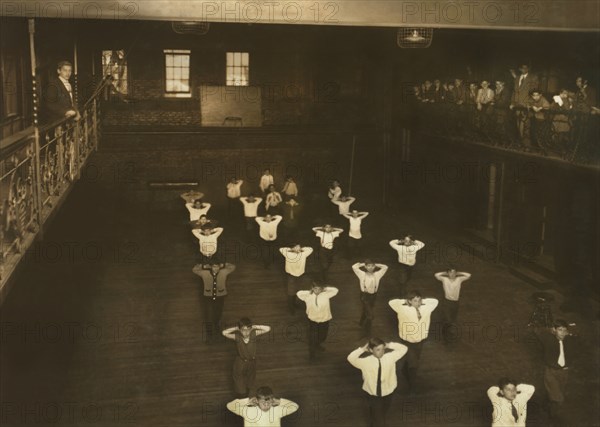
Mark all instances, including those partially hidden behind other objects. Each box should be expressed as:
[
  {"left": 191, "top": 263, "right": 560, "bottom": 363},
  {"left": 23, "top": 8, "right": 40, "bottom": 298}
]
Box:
[
  {"left": 412, "top": 102, "right": 600, "bottom": 167},
  {"left": 0, "top": 98, "right": 101, "bottom": 293}
]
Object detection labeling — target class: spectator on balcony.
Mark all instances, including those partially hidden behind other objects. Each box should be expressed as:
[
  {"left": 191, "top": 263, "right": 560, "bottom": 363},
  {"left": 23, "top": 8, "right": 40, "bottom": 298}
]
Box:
[
  {"left": 444, "top": 82, "right": 456, "bottom": 103},
  {"left": 492, "top": 80, "right": 510, "bottom": 108},
  {"left": 487, "top": 80, "right": 512, "bottom": 144},
  {"left": 551, "top": 89, "right": 575, "bottom": 156},
  {"left": 574, "top": 76, "right": 598, "bottom": 114},
  {"left": 453, "top": 79, "right": 467, "bottom": 105},
  {"left": 44, "top": 60, "right": 80, "bottom": 123},
  {"left": 421, "top": 80, "right": 434, "bottom": 102},
  {"left": 510, "top": 65, "right": 539, "bottom": 139},
  {"left": 467, "top": 83, "right": 478, "bottom": 106},
  {"left": 476, "top": 80, "right": 495, "bottom": 129},
  {"left": 412, "top": 85, "right": 422, "bottom": 102},
  {"left": 476, "top": 80, "right": 495, "bottom": 112},
  {"left": 527, "top": 89, "right": 550, "bottom": 151},
  {"left": 510, "top": 64, "right": 539, "bottom": 107},
  {"left": 432, "top": 79, "right": 445, "bottom": 103}
]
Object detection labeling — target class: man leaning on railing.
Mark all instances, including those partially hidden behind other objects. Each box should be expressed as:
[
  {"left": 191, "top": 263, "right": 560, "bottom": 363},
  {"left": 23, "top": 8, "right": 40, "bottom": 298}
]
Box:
[{"left": 43, "top": 60, "right": 81, "bottom": 123}]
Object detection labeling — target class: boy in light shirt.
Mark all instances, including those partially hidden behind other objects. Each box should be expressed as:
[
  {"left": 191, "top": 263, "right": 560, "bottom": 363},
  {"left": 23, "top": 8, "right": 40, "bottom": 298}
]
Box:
[
  {"left": 388, "top": 290, "right": 438, "bottom": 392},
  {"left": 256, "top": 214, "right": 282, "bottom": 268},
  {"left": 343, "top": 209, "right": 369, "bottom": 258},
  {"left": 279, "top": 244, "right": 313, "bottom": 314},
  {"left": 192, "top": 226, "right": 224, "bottom": 263},
  {"left": 297, "top": 282, "right": 339, "bottom": 361},
  {"left": 434, "top": 267, "right": 472, "bottom": 344},
  {"left": 226, "top": 386, "right": 299, "bottom": 427}
]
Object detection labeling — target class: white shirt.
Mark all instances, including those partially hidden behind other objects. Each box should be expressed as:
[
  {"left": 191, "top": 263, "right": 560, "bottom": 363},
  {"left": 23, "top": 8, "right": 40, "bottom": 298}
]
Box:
[
  {"left": 487, "top": 384, "right": 535, "bottom": 427},
  {"left": 352, "top": 263, "right": 388, "bottom": 294},
  {"left": 226, "top": 398, "right": 299, "bottom": 427},
  {"left": 185, "top": 203, "right": 212, "bottom": 222},
  {"left": 328, "top": 186, "right": 342, "bottom": 201},
  {"left": 227, "top": 180, "right": 243, "bottom": 198},
  {"left": 313, "top": 228, "right": 343, "bottom": 249},
  {"left": 259, "top": 174, "right": 274, "bottom": 192},
  {"left": 332, "top": 197, "right": 356, "bottom": 215},
  {"left": 434, "top": 272, "right": 472, "bottom": 301},
  {"left": 388, "top": 298, "right": 439, "bottom": 343},
  {"left": 343, "top": 212, "right": 369, "bottom": 239},
  {"left": 256, "top": 216, "right": 282, "bottom": 241},
  {"left": 282, "top": 181, "right": 298, "bottom": 197},
  {"left": 279, "top": 247, "right": 313, "bottom": 277},
  {"left": 347, "top": 342, "right": 408, "bottom": 397},
  {"left": 265, "top": 192, "right": 283, "bottom": 209},
  {"left": 192, "top": 227, "right": 223, "bottom": 257},
  {"left": 389, "top": 240, "right": 425, "bottom": 266},
  {"left": 296, "top": 287, "right": 339, "bottom": 323},
  {"left": 240, "top": 197, "right": 262, "bottom": 217},
  {"left": 59, "top": 75, "right": 73, "bottom": 102}
]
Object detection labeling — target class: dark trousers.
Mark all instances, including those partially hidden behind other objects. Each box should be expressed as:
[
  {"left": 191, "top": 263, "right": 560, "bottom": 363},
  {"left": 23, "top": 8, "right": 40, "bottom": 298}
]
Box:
[
  {"left": 260, "top": 239, "right": 277, "bottom": 267},
  {"left": 318, "top": 246, "right": 335, "bottom": 281},
  {"left": 399, "top": 338, "right": 424, "bottom": 388},
  {"left": 397, "top": 263, "right": 414, "bottom": 296},
  {"left": 365, "top": 393, "right": 393, "bottom": 427},
  {"left": 245, "top": 217, "right": 257, "bottom": 240},
  {"left": 308, "top": 320, "right": 329, "bottom": 357},
  {"left": 545, "top": 367, "right": 569, "bottom": 424},
  {"left": 203, "top": 296, "right": 225, "bottom": 342},
  {"left": 441, "top": 299, "right": 460, "bottom": 343},
  {"left": 347, "top": 236, "right": 362, "bottom": 258},
  {"left": 232, "top": 356, "right": 256, "bottom": 397},
  {"left": 544, "top": 366, "right": 569, "bottom": 403},
  {"left": 360, "top": 292, "right": 377, "bottom": 336},
  {"left": 227, "top": 197, "right": 240, "bottom": 218},
  {"left": 287, "top": 274, "right": 302, "bottom": 314}
]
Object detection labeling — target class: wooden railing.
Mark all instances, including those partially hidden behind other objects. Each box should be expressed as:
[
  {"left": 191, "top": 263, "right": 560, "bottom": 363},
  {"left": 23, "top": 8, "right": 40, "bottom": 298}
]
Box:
[{"left": 0, "top": 97, "right": 101, "bottom": 294}]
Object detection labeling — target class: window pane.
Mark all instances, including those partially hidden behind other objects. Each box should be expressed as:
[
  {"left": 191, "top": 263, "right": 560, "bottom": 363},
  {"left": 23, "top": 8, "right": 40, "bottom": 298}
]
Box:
[
  {"left": 166, "top": 55, "right": 174, "bottom": 66},
  {"left": 182, "top": 68, "right": 189, "bottom": 79},
  {"left": 181, "top": 55, "right": 190, "bottom": 67},
  {"left": 242, "top": 53, "right": 249, "bottom": 66}
]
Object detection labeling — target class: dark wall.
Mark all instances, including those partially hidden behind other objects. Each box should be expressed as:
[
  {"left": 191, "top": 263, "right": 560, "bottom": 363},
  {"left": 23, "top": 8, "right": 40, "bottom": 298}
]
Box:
[
  {"left": 394, "top": 131, "right": 600, "bottom": 292},
  {"left": 23, "top": 19, "right": 599, "bottom": 129},
  {"left": 0, "top": 18, "right": 33, "bottom": 137}
]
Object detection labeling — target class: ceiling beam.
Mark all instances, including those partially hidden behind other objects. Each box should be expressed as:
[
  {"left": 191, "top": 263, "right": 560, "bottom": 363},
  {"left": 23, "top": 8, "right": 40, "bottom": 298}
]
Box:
[{"left": 1, "top": 0, "right": 599, "bottom": 32}]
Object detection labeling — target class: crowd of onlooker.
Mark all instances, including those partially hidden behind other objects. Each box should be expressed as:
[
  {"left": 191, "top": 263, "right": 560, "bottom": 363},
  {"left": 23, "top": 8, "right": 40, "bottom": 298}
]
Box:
[{"left": 408, "top": 64, "right": 599, "bottom": 158}]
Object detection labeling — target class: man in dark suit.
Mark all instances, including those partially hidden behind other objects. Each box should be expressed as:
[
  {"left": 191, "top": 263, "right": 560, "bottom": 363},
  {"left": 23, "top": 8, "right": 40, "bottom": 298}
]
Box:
[
  {"left": 534, "top": 319, "right": 576, "bottom": 425},
  {"left": 44, "top": 60, "right": 80, "bottom": 123},
  {"left": 509, "top": 64, "right": 539, "bottom": 143}
]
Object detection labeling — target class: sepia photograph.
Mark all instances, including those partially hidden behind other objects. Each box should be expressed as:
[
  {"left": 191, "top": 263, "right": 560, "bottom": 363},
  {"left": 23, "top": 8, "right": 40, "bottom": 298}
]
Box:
[{"left": 0, "top": 1, "right": 599, "bottom": 426}]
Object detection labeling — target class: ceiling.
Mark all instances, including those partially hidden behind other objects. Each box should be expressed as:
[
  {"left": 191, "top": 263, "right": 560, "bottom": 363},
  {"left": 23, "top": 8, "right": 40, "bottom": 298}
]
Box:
[{"left": 1, "top": 0, "right": 599, "bottom": 32}]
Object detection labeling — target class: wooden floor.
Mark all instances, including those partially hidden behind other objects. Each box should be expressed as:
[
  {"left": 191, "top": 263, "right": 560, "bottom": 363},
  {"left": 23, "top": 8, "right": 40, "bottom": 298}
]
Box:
[{"left": 1, "top": 176, "right": 599, "bottom": 427}]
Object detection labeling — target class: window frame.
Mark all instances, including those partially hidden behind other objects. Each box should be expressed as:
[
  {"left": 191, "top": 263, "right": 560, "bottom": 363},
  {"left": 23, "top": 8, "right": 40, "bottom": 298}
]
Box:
[
  {"left": 226, "top": 51, "right": 250, "bottom": 87},
  {"left": 163, "top": 49, "right": 192, "bottom": 98}
]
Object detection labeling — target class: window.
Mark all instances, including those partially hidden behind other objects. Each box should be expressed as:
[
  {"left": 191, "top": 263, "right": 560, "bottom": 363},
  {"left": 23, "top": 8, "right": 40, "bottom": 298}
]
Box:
[
  {"left": 164, "top": 49, "right": 191, "bottom": 97},
  {"left": 1, "top": 53, "right": 19, "bottom": 117},
  {"left": 102, "top": 50, "right": 128, "bottom": 95},
  {"left": 226, "top": 52, "right": 249, "bottom": 86}
]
